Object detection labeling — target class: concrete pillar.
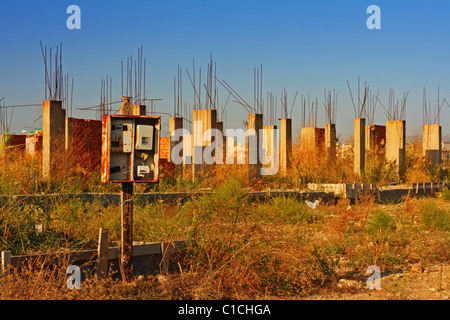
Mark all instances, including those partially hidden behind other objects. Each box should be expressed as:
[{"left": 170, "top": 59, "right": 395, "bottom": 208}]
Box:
[
  {"left": 182, "top": 133, "right": 192, "bottom": 179},
  {"left": 192, "top": 109, "right": 217, "bottom": 180},
  {"left": 133, "top": 104, "right": 146, "bottom": 116},
  {"left": 169, "top": 117, "right": 183, "bottom": 163},
  {"left": 386, "top": 120, "right": 406, "bottom": 176},
  {"left": 325, "top": 123, "right": 336, "bottom": 161},
  {"left": 216, "top": 121, "right": 224, "bottom": 164},
  {"left": 247, "top": 113, "right": 263, "bottom": 180},
  {"left": 301, "top": 127, "right": 324, "bottom": 155},
  {"left": 353, "top": 118, "right": 365, "bottom": 175},
  {"left": 119, "top": 97, "right": 133, "bottom": 115},
  {"left": 279, "top": 119, "right": 292, "bottom": 175},
  {"left": 42, "top": 100, "right": 66, "bottom": 178},
  {"left": 423, "top": 124, "right": 442, "bottom": 169}
]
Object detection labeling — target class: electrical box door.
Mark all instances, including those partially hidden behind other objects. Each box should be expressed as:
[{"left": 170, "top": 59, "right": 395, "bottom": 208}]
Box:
[{"left": 101, "top": 115, "right": 160, "bottom": 183}]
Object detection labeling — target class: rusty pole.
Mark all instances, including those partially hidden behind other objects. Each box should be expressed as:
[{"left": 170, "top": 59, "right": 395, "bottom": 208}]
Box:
[
  {"left": 119, "top": 96, "right": 134, "bottom": 283},
  {"left": 120, "top": 181, "right": 133, "bottom": 282}
]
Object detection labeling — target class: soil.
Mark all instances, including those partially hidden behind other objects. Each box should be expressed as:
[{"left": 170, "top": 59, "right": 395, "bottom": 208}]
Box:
[{"left": 303, "top": 264, "right": 450, "bottom": 300}]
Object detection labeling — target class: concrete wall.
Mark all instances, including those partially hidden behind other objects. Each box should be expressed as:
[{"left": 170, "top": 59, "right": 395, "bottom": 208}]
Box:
[
  {"left": 1, "top": 134, "right": 26, "bottom": 153},
  {"left": 26, "top": 135, "right": 43, "bottom": 156}
]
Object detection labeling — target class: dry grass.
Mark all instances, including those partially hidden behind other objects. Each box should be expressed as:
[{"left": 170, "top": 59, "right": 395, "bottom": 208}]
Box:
[{"left": 0, "top": 137, "right": 449, "bottom": 300}]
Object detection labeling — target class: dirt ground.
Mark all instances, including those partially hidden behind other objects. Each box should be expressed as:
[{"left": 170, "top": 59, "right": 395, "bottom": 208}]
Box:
[{"left": 304, "top": 264, "right": 449, "bottom": 300}]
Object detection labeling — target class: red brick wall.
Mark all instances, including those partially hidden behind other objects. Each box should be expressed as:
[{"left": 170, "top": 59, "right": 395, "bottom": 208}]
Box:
[{"left": 70, "top": 118, "right": 102, "bottom": 171}]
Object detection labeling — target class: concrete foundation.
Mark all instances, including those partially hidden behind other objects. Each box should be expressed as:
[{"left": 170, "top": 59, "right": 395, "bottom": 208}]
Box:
[
  {"left": 386, "top": 120, "right": 406, "bottom": 176},
  {"left": 423, "top": 124, "right": 442, "bottom": 169},
  {"left": 324, "top": 123, "right": 336, "bottom": 161},
  {"left": 42, "top": 100, "right": 66, "bottom": 178},
  {"left": 247, "top": 113, "right": 263, "bottom": 180},
  {"left": 279, "top": 119, "right": 292, "bottom": 175},
  {"left": 353, "top": 118, "right": 365, "bottom": 175}
]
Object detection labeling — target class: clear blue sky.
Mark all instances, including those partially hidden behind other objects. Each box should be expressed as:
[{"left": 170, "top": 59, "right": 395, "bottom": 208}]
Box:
[{"left": 1, "top": 0, "right": 449, "bottom": 139}]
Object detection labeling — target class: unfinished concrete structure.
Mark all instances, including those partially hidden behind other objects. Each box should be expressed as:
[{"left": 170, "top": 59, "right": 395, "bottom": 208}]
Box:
[
  {"left": 324, "top": 123, "right": 336, "bottom": 161},
  {"left": 192, "top": 109, "right": 217, "bottom": 180},
  {"left": 386, "top": 120, "right": 406, "bottom": 176},
  {"left": 279, "top": 118, "right": 292, "bottom": 175},
  {"left": 301, "top": 127, "right": 325, "bottom": 154},
  {"left": 247, "top": 113, "right": 263, "bottom": 180},
  {"left": 423, "top": 124, "right": 442, "bottom": 168},
  {"left": 42, "top": 100, "right": 66, "bottom": 178},
  {"left": 353, "top": 118, "right": 365, "bottom": 175},
  {"left": 365, "top": 124, "right": 386, "bottom": 154},
  {"left": 169, "top": 117, "right": 183, "bottom": 175}
]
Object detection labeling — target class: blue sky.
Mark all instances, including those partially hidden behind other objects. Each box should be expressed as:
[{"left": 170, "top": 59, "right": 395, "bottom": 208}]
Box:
[{"left": 0, "top": 0, "right": 449, "bottom": 138}]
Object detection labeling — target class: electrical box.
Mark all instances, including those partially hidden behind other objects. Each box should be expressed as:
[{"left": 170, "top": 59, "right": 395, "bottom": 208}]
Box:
[{"left": 101, "top": 114, "right": 161, "bottom": 183}]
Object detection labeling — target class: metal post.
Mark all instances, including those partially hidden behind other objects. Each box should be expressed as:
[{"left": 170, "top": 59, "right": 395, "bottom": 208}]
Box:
[{"left": 120, "top": 182, "right": 133, "bottom": 282}]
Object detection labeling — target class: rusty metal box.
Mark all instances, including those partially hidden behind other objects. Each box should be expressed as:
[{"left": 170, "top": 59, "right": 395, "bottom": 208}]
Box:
[{"left": 101, "top": 114, "right": 161, "bottom": 183}]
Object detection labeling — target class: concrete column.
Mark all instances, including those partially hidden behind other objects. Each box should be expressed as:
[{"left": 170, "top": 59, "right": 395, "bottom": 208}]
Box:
[
  {"left": 325, "top": 123, "right": 336, "bottom": 161},
  {"left": 182, "top": 133, "right": 192, "bottom": 179},
  {"left": 301, "top": 127, "right": 315, "bottom": 153},
  {"left": 423, "top": 124, "right": 442, "bottom": 169},
  {"left": 133, "top": 104, "right": 146, "bottom": 116},
  {"left": 247, "top": 113, "right": 263, "bottom": 180},
  {"left": 42, "top": 100, "right": 66, "bottom": 178},
  {"left": 353, "top": 118, "right": 365, "bottom": 175},
  {"left": 216, "top": 121, "right": 224, "bottom": 164},
  {"left": 120, "top": 97, "right": 134, "bottom": 115},
  {"left": 192, "top": 109, "right": 217, "bottom": 180},
  {"left": 386, "top": 120, "right": 406, "bottom": 176},
  {"left": 279, "top": 119, "right": 292, "bottom": 175},
  {"left": 169, "top": 117, "right": 183, "bottom": 163}
]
